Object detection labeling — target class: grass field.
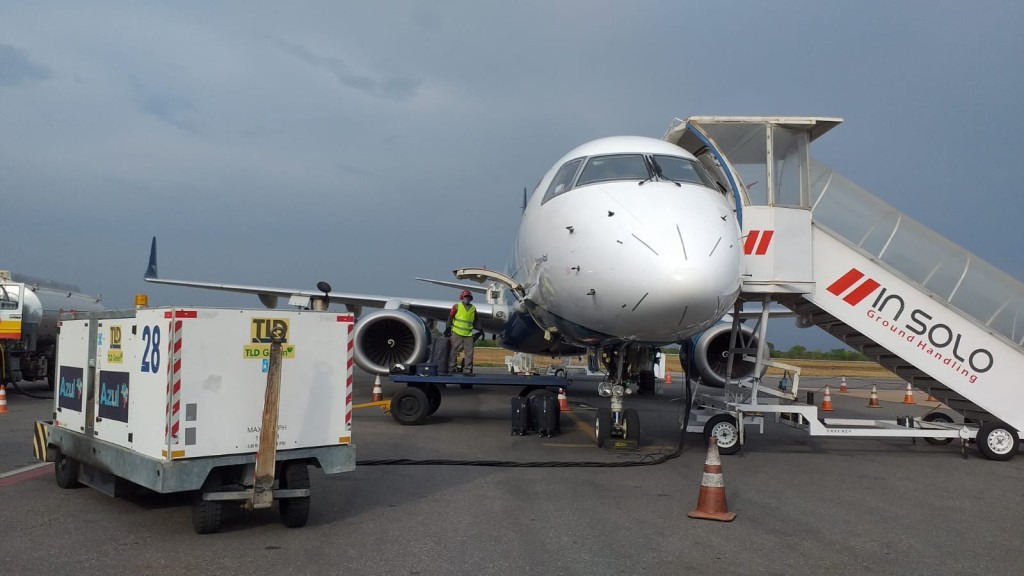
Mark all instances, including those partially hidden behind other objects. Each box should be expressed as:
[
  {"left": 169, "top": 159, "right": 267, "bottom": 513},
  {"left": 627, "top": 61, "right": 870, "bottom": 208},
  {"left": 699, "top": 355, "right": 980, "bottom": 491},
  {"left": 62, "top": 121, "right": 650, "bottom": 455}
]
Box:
[{"left": 468, "top": 348, "right": 893, "bottom": 379}]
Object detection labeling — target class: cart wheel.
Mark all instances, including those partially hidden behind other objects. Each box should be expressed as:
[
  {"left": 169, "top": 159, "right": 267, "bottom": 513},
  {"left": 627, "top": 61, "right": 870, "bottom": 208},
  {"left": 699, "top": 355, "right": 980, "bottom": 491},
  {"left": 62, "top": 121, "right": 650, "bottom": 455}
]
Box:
[
  {"left": 424, "top": 384, "right": 442, "bottom": 416},
  {"left": 554, "top": 368, "right": 566, "bottom": 379},
  {"left": 624, "top": 408, "right": 640, "bottom": 442},
  {"left": 976, "top": 421, "right": 1020, "bottom": 461},
  {"left": 704, "top": 414, "right": 740, "bottom": 455},
  {"left": 596, "top": 407, "right": 611, "bottom": 448},
  {"left": 279, "top": 462, "right": 311, "bottom": 528},
  {"left": 192, "top": 470, "right": 223, "bottom": 534},
  {"left": 391, "top": 387, "right": 430, "bottom": 425},
  {"left": 922, "top": 412, "right": 955, "bottom": 446},
  {"left": 54, "top": 449, "right": 81, "bottom": 489}
]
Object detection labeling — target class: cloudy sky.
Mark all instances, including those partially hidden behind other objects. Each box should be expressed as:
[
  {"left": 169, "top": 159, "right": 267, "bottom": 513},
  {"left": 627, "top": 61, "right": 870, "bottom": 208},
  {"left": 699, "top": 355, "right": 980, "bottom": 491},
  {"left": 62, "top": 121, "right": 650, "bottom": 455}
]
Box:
[{"left": 2, "top": 1, "right": 1022, "bottom": 349}]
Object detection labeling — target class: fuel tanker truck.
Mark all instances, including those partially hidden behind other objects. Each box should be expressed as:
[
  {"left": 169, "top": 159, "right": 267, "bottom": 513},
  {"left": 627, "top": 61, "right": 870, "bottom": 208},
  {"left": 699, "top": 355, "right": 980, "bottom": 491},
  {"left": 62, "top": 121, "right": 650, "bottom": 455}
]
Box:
[{"left": 1, "top": 270, "right": 103, "bottom": 388}]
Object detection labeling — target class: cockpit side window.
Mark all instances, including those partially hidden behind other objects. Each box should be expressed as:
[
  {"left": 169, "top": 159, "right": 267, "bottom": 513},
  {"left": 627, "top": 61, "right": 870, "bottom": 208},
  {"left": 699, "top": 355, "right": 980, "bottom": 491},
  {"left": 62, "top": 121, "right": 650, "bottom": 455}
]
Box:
[
  {"left": 542, "top": 157, "right": 584, "bottom": 204},
  {"left": 576, "top": 154, "right": 649, "bottom": 187},
  {"left": 652, "top": 155, "right": 718, "bottom": 189}
]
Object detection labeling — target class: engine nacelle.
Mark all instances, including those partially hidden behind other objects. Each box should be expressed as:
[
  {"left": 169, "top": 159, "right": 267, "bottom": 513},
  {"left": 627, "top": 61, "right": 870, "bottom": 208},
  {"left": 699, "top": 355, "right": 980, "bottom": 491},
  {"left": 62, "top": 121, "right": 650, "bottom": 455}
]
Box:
[
  {"left": 352, "top": 309, "right": 431, "bottom": 375},
  {"left": 692, "top": 323, "right": 767, "bottom": 388}
]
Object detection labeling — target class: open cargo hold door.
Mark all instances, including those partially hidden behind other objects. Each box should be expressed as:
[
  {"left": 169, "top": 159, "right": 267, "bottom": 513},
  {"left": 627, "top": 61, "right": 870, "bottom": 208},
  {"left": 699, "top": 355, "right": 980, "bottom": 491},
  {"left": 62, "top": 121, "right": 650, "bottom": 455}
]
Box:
[{"left": 454, "top": 268, "right": 526, "bottom": 300}]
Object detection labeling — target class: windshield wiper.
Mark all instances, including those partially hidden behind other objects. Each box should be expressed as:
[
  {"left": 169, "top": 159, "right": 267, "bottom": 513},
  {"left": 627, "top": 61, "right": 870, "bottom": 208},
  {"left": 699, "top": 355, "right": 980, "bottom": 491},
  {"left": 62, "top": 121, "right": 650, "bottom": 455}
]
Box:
[{"left": 650, "top": 157, "right": 680, "bottom": 187}]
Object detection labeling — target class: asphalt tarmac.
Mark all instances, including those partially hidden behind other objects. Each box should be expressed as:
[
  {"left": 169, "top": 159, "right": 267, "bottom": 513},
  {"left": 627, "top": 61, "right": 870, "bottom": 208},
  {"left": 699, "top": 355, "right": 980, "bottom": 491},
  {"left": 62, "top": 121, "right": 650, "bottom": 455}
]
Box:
[{"left": 1, "top": 371, "right": 1021, "bottom": 575}]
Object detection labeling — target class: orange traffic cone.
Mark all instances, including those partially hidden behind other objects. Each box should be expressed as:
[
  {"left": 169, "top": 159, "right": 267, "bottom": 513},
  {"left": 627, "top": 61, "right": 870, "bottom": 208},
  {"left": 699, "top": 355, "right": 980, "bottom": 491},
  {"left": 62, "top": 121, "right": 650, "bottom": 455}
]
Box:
[
  {"left": 371, "top": 375, "right": 384, "bottom": 403},
  {"left": 867, "top": 384, "right": 881, "bottom": 408},
  {"left": 688, "top": 437, "right": 736, "bottom": 522},
  {"left": 927, "top": 393, "right": 938, "bottom": 402},
  {"left": 665, "top": 369, "right": 672, "bottom": 386},
  {"left": 820, "top": 386, "right": 834, "bottom": 412},
  {"left": 839, "top": 376, "right": 849, "bottom": 393},
  {"left": 557, "top": 388, "right": 571, "bottom": 412},
  {"left": 902, "top": 382, "right": 915, "bottom": 405},
  {"left": 0, "top": 385, "right": 8, "bottom": 415}
]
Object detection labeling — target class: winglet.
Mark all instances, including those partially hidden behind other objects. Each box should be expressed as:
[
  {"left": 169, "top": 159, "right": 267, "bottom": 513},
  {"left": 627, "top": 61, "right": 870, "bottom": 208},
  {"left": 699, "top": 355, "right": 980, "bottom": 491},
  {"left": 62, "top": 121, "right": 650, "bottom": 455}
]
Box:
[{"left": 145, "top": 237, "right": 158, "bottom": 279}]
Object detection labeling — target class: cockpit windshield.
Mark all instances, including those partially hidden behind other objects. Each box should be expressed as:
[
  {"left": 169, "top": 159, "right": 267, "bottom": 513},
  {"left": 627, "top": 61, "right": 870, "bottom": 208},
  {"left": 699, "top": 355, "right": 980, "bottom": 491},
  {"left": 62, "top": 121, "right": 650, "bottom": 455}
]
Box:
[
  {"left": 576, "top": 154, "right": 649, "bottom": 186},
  {"left": 541, "top": 152, "right": 719, "bottom": 204},
  {"left": 652, "top": 155, "right": 718, "bottom": 189}
]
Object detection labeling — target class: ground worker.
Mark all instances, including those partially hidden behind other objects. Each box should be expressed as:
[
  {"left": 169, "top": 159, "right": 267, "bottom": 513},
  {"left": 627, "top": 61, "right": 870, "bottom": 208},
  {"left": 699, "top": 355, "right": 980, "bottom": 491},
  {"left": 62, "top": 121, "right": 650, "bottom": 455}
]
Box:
[{"left": 445, "top": 290, "right": 479, "bottom": 376}]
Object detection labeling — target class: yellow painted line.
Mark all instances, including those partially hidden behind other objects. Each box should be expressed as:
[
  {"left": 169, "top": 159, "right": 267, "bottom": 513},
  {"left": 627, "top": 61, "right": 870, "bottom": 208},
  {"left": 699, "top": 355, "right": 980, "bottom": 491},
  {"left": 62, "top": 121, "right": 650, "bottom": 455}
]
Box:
[{"left": 567, "top": 410, "right": 595, "bottom": 439}]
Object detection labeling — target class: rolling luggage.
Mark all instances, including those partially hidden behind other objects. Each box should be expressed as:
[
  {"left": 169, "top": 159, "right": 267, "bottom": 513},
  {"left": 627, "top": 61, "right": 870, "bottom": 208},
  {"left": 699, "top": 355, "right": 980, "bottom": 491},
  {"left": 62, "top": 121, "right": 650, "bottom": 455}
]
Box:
[
  {"left": 529, "top": 394, "right": 561, "bottom": 437},
  {"left": 510, "top": 397, "right": 531, "bottom": 436},
  {"left": 416, "top": 363, "right": 438, "bottom": 377},
  {"left": 432, "top": 337, "right": 452, "bottom": 375}
]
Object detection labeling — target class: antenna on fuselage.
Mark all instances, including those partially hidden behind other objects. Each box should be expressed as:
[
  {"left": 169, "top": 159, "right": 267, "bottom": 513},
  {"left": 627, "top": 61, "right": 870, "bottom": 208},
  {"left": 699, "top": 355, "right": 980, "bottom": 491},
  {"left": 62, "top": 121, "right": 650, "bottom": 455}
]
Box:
[{"left": 521, "top": 187, "right": 528, "bottom": 213}]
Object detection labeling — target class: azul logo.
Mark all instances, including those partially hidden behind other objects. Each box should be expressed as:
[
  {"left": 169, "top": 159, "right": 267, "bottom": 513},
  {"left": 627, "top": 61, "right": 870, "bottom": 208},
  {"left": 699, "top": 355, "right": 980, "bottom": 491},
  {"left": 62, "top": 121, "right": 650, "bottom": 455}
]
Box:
[
  {"left": 743, "top": 230, "right": 774, "bottom": 256},
  {"left": 57, "top": 366, "right": 84, "bottom": 412},
  {"left": 827, "top": 268, "right": 994, "bottom": 383},
  {"left": 97, "top": 371, "right": 130, "bottom": 423}
]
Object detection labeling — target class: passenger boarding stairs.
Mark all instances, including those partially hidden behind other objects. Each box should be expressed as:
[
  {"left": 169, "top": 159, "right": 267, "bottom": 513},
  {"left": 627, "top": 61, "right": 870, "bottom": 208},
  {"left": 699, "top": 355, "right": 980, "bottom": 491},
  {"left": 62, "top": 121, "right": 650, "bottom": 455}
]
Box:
[{"left": 666, "top": 117, "right": 1024, "bottom": 433}]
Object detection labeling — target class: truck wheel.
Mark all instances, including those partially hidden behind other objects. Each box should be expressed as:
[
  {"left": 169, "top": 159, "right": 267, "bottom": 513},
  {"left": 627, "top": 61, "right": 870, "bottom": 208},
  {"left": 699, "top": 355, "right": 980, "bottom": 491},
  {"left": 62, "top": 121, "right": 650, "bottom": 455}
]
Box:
[
  {"left": 192, "top": 470, "right": 223, "bottom": 534},
  {"left": 704, "top": 414, "right": 740, "bottom": 455},
  {"left": 977, "top": 421, "right": 1020, "bottom": 461},
  {"left": 391, "top": 387, "right": 430, "bottom": 425},
  {"left": 922, "top": 412, "right": 954, "bottom": 446},
  {"left": 624, "top": 408, "right": 640, "bottom": 442},
  {"left": 54, "top": 449, "right": 81, "bottom": 489},
  {"left": 596, "top": 408, "right": 611, "bottom": 448},
  {"left": 279, "top": 461, "right": 311, "bottom": 528}
]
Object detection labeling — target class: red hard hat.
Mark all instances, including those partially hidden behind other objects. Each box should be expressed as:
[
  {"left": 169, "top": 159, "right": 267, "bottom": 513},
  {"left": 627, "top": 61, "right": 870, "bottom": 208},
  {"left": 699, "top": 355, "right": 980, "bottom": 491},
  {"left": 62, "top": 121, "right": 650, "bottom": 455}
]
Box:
[{"left": 460, "top": 290, "right": 473, "bottom": 300}]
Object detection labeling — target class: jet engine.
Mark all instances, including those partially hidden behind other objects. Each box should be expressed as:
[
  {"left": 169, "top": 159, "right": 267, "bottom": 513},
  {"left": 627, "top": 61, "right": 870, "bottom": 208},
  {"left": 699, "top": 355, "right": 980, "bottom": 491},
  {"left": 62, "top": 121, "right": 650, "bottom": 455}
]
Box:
[
  {"left": 691, "top": 323, "right": 767, "bottom": 388},
  {"left": 352, "top": 309, "right": 431, "bottom": 375}
]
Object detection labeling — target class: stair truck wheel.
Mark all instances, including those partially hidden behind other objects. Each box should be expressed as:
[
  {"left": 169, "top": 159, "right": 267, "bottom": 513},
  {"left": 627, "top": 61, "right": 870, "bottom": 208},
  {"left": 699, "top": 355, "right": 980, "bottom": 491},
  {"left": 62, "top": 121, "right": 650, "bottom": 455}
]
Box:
[
  {"left": 391, "top": 386, "right": 430, "bottom": 425},
  {"left": 53, "top": 449, "right": 82, "bottom": 489},
  {"left": 624, "top": 408, "right": 640, "bottom": 442},
  {"left": 922, "top": 412, "right": 955, "bottom": 446},
  {"left": 596, "top": 407, "right": 612, "bottom": 448},
  {"left": 279, "top": 461, "right": 312, "bottom": 528},
  {"left": 976, "top": 421, "right": 1020, "bottom": 461},
  {"left": 704, "top": 414, "right": 740, "bottom": 455}
]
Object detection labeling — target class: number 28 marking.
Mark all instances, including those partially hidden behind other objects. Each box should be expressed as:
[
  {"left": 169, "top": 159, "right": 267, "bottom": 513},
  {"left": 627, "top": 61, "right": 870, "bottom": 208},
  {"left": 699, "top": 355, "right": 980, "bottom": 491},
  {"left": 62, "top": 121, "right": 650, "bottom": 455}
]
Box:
[{"left": 141, "top": 325, "right": 161, "bottom": 373}]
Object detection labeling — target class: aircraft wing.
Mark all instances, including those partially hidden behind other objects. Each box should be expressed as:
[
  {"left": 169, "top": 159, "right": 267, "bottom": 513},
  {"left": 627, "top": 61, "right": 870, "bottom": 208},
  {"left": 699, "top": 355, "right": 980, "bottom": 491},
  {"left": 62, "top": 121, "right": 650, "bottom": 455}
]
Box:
[{"left": 143, "top": 238, "right": 504, "bottom": 323}]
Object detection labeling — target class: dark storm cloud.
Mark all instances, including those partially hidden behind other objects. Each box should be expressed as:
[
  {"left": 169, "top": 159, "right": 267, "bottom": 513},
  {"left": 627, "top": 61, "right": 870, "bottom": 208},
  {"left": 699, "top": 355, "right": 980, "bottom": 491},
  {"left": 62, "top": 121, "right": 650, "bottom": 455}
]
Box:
[
  {"left": 0, "top": 44, "right": 50, "bottom": 86},
  {"left": 277, "top": 40, "right": 420, "bottom": 101}
]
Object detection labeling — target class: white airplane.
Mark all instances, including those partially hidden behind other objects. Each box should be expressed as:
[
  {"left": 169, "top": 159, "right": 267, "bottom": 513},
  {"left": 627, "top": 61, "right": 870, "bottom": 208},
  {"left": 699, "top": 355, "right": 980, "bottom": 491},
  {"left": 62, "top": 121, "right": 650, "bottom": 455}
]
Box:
[{"left": 145, "top": 135, "right": 759, "bottom": 446}]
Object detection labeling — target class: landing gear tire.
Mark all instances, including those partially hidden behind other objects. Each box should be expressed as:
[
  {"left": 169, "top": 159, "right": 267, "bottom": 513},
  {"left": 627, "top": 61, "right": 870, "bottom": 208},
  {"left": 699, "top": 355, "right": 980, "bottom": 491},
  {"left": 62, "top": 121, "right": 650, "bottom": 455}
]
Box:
[
  {"left": 596, "top": 407, "right": 612, "bottom": 448},
  {"left": 391, "top": 387, "right": 430, "bottom": 425},
  {"left": 278, "top": 461, "right": 311, "bottom": 528},
  {"left": 424, "top": 384, "right": 442, "bottom": 416},
  {"left": 976, "top": 421, "right": 1020, "bottom": 461},
  {"left": 54, "top": 449, "right": 81, "bottom": 489},
  {"left": 624, "top": 408, "right": 640, "bottom": 442},
  {"left": 922, "top": 412, "right": 955, "bottom": 446},
  {"left": 704, "top": 414, "right": 740, "bottom": 455}
]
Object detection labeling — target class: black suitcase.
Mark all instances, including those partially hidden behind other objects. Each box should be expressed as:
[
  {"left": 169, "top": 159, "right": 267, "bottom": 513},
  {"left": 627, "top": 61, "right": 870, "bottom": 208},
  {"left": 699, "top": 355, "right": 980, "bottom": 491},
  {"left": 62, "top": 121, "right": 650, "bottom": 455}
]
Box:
[
  {"left": 529, "top": 394, "right": 561, "bottom": 437},
  {"left": 431, "top": 337, "right": 452, "bottom": 375},
  {"left": 510, "top": 397, "right": 531, "bottom": 436},
  {"left": 416, "top": 363, "right": 437, "bottom": 377}
]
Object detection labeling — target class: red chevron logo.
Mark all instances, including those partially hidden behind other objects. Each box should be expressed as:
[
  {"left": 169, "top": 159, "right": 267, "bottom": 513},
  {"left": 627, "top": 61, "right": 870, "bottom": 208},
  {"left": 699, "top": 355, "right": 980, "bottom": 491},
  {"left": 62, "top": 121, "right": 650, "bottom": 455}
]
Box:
[
  {"left": 827, "top": 268, "right": 881, "bottom": 305},
  {"left": 743, "top": 230, "right": 774, "bottom": 255}
]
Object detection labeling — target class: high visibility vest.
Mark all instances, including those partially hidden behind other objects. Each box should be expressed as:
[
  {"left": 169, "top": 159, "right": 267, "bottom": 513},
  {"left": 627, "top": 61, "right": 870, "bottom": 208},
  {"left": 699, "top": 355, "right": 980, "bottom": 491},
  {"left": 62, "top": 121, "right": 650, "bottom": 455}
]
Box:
[{"left": 452, "top": 303, "right": 476, "bottom": 337}]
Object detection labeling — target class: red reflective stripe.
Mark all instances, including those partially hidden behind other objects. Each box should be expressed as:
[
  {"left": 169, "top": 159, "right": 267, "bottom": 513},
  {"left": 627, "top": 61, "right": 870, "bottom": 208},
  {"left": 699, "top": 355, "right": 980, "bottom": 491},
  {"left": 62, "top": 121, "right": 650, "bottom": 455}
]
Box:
[
  {"left": 743, "top": 231, "right": 760, "bottom": 255},
  {"left": 755, "top": 230, "right": 774, "bottom": 255},
  {"left": 843, "top": 279, "right": 881, "bottom": 305},
  {"left": 164, "top": 310, "right": 197, "bottom": 319},
  {"left": 827, "top": 269, "right": 865, "bottom": 296}
]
